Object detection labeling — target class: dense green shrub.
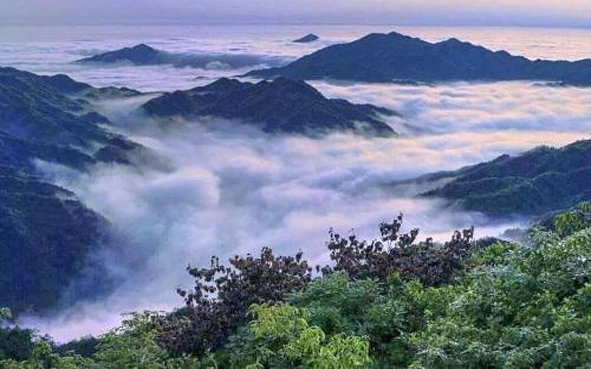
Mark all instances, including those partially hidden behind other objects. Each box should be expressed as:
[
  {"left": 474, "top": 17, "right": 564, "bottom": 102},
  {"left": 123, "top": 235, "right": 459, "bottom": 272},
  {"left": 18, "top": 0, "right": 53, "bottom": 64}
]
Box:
[
  {"left": 410, "top": 228, "right": 591, "bottom": 368},
  {"left": 551, "top": 202, "right": 591, "bottom": 237},
  {"left": 56, "top": 336, "right": 100, "bottom": 358},
  {"left": 0, "top": 313, "right": 201, "bottom": 369},
  {"left": 0, "top": 309, "right": 38, "bottom": 362},
  {"left": 221, "top": 303, "right": 372, "bottom": 369},
  {"left": 289, "top": 272, "right": 460, "bottom": 367}
]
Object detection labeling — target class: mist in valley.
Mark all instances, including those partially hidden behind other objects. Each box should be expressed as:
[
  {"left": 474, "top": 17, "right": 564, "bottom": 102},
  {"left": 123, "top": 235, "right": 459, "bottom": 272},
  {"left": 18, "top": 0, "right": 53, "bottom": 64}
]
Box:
[{"left": 15, "top": 75, "right": 591, "bottom": 341}]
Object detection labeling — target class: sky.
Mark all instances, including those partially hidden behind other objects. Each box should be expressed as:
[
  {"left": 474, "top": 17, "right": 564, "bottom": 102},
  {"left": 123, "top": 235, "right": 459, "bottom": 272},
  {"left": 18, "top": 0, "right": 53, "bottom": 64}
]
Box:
[{"left": 1, "top": 0, "right": 591, "bottom": 27}]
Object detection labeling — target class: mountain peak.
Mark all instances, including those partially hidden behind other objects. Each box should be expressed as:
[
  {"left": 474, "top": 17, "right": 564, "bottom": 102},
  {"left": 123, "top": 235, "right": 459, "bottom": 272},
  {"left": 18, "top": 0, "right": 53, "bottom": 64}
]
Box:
[
  {"left": 77, "top": 43, "right": 160, "bottom": 64},
  {"left": 293, "top": 34, "right": 319, "bottom": 43},
  {"left": 143, "top": 77, "right": 396, "bottom": 137},
  {"left": 190, "top": 77, "right": 249, "bottom": 94},
  {"left": 132, "top": 43, "right": 155, "bottom": 51},
  {"left": 388, "top": 31, "right": 413, "bottom": 38}
]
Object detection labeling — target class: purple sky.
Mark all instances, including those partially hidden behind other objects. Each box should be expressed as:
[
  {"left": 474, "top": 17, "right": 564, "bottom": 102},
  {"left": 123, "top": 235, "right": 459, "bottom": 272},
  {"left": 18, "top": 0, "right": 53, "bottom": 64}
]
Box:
[{"left": 2, "top": 0, "right": 590, "bottom": 27}]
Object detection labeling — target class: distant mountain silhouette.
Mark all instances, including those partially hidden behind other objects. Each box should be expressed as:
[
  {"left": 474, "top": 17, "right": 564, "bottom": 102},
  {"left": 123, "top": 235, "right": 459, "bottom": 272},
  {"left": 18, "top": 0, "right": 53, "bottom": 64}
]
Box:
[
  {"left": 142, "top": 77, "right": 397, "bottom": 137},
  {"left": 293, "top": 34, "right": 319, "bottom": 43},
  {"left": 419, "top": 140, "right": 591, "bottom": 216},
  {"left": 78, "top": 44, "right": 159, "bottom": 64},
  {"left": 248, "top": 31, "right": 591, "bottom": 85},
  {"left": 77, "top": 44, "right": 287, "bottom": 69},
  {"left": 0, "top": 67, "right": 143, "bottom": 313}
]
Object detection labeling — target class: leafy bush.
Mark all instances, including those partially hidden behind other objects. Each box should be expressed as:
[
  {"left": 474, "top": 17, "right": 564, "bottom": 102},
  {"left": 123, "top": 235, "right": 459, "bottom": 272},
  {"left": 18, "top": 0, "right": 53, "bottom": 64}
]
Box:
[
  {"left": 290, "top": 272, "right": 460, "bottom": 367},
  {"left": 321, "top": 215, "right": 482, "bottom": 286},
  {"left": 223, "top": 303, "right": 372, "bottom": 369},
  {"left": 410, "top": 228, "right": 591, "bottom": 368},
  {"left": 56, "top": 336, "right": 100, "bottom": 358},
  {"left": 157, "top": 247, "right": 312, "bottom": 355},
  {"left": 0, "top": 326, "right": 37, "bottom": 362},
  {"left": 552, "top": 202, "right": 591, "bottom": 237},
  {"left": 0, "top": 312, "right": 202, "bottom": 369}
]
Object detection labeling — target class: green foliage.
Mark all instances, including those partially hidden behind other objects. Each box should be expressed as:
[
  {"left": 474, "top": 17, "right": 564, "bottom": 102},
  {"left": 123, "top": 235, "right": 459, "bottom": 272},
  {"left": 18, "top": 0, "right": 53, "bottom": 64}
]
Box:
[
  {"left": 410, "top": 227, "right": 591, "bottom": 368},
  {"left": 0, "top": 326, "right": 37, "bottom": 362},
  {"left": 228, "top": 304, "right": 372, "bottom": 369},
  {"left": 0, "top": 341, "right": 95, "bottom": 369},
  {"left": 5, "top": 208, "right": 591, "bottom": 368},
  {"left": 0, "top": 313, "right": 202, "bottom": 369},
  {"left": 552, "top": 201, "right": 591, "bottom": 237},
  {"left": 92, "top": 312, "right": 173, "bottom": 368},
  {"left": 56, "top": 336, "right": 100, "bottom": 358},
  {"left": 289, "top": 272, "right": 460, "bottom": 367}
]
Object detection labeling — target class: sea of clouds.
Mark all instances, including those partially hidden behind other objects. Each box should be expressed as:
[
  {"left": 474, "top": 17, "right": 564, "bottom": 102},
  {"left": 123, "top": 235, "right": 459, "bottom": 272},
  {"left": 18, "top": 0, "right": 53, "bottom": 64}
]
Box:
[
  {"left": 4, "top": 25, "right": 591, "bottom": 341},
  {"left": 24, "top": 79, "right": 591, "bottom": 341}
]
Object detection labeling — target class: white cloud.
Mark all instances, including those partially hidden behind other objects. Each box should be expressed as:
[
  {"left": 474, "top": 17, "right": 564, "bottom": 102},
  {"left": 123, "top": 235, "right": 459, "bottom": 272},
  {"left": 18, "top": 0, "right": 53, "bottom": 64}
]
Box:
[{"left": 24, "top": 76, "right": 591, "bottom": 341}]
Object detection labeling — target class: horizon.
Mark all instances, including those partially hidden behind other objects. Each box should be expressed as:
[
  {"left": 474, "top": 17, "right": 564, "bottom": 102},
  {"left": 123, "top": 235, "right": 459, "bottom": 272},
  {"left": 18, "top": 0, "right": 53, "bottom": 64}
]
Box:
[{"left": 2, "top": 1, "right": 591, "bottom": 28}]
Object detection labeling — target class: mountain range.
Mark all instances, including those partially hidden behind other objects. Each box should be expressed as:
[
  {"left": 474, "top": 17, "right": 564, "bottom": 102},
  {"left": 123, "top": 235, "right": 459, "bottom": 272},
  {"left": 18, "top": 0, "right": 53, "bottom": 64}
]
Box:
[
  {"left": 142, "top": 77, "right": 398, "bottom": 137},
  {"left": 247, "top": 31, "right": 591, "bottom": 85}
]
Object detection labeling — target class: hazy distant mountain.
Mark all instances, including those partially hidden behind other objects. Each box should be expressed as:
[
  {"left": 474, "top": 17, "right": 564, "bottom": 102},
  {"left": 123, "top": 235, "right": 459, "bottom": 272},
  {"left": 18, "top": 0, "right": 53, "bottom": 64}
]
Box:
[
  {"left": 0, "top": 67, "right": 142, "bottom": 313},
  {"left": 419, "top": 140, "right": 591, "bottom": 216},
  {"left": 78, "top": 44, "right": 159, "bottom": 64},
  {"left": 41, "top": 72, "right": 141, "bottom": 100},
  {"left": 77, "top": 44, "right": 287, "bottom": 69},
  {"left": 248, "top": 31, "right": 591, "bottom": 85},
  {"left": 0, "top": 67, "right": 139, "bottom": 168},
  {"left": 142, "top": 77, "right": 397, "bottom": 137},
  {"left": 293, "top": 34, "right": 319, "bottom": 43}
]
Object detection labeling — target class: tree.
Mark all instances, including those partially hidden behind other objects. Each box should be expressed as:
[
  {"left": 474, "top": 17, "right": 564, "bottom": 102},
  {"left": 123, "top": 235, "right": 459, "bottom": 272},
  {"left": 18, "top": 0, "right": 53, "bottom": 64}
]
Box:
[{"left": 158, "top": 247, "right": 312, "bottom": 355}]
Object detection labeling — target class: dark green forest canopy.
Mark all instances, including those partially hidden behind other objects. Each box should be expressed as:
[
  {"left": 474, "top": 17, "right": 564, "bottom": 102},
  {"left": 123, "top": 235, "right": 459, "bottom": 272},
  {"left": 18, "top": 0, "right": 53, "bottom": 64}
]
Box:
[{"left": 418, "top": 140, "right": 591, "bottom": 216}]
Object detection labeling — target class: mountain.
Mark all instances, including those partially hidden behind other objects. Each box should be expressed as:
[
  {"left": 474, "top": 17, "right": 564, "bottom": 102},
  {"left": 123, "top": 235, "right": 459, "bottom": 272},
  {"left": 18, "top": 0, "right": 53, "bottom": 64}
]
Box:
[
  {"left": 39, "top": 72, "right": 141, "bottom": 100},
  {"left": 0, "top": 67, "right": 140, "bottom": 169},
  {"left": 78, "top": 44, "right": 159, "bottom": 64},
  {"left": 142, "top": 77, "right": 397, "bottom": 137},
  {"left": 248, "top": 31, "right": 591, "bottom": 85},
  {"left": 76, "top": 44, "right": 287, "bottom": 69},
  {"left": 293, "top": 34, "right": 319, "bottom": 43},
  {"left": 0, "top": 67, "right": 142, "bottom": 314},
  {"left": 0, "top": 166, "right": 109, "bottom": 314},
  {"left": 419, "top": 140, "right": 591, "bottom": 216}
]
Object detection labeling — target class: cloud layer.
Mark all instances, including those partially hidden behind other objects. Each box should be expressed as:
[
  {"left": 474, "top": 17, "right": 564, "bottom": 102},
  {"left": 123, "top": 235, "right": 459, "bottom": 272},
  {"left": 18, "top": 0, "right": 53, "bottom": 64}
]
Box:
[
  {"left": 21, "top": 76, "right": 591, "bottom": 341},
  {"left": 7, "top": 25, "right": 591, "bottom": 341}
]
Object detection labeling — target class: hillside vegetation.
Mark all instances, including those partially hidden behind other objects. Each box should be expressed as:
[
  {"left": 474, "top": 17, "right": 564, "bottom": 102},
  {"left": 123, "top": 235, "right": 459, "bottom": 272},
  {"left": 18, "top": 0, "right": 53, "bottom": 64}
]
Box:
[
  {"left": 422, "top": 140, "right": 591, "bottom": 216},
  {"left": 2, "top": 204, "right": 591, "bottom": 368}
]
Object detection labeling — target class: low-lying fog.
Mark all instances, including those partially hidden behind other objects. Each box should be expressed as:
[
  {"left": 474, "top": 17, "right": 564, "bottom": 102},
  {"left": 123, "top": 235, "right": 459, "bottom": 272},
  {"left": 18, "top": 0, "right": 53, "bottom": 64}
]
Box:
[
  {"left": 21, "top": 79, "right": 591, "bottom": 342},
  {"left": 4, "top": 25, "right": 591, "bottom": 341}
]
